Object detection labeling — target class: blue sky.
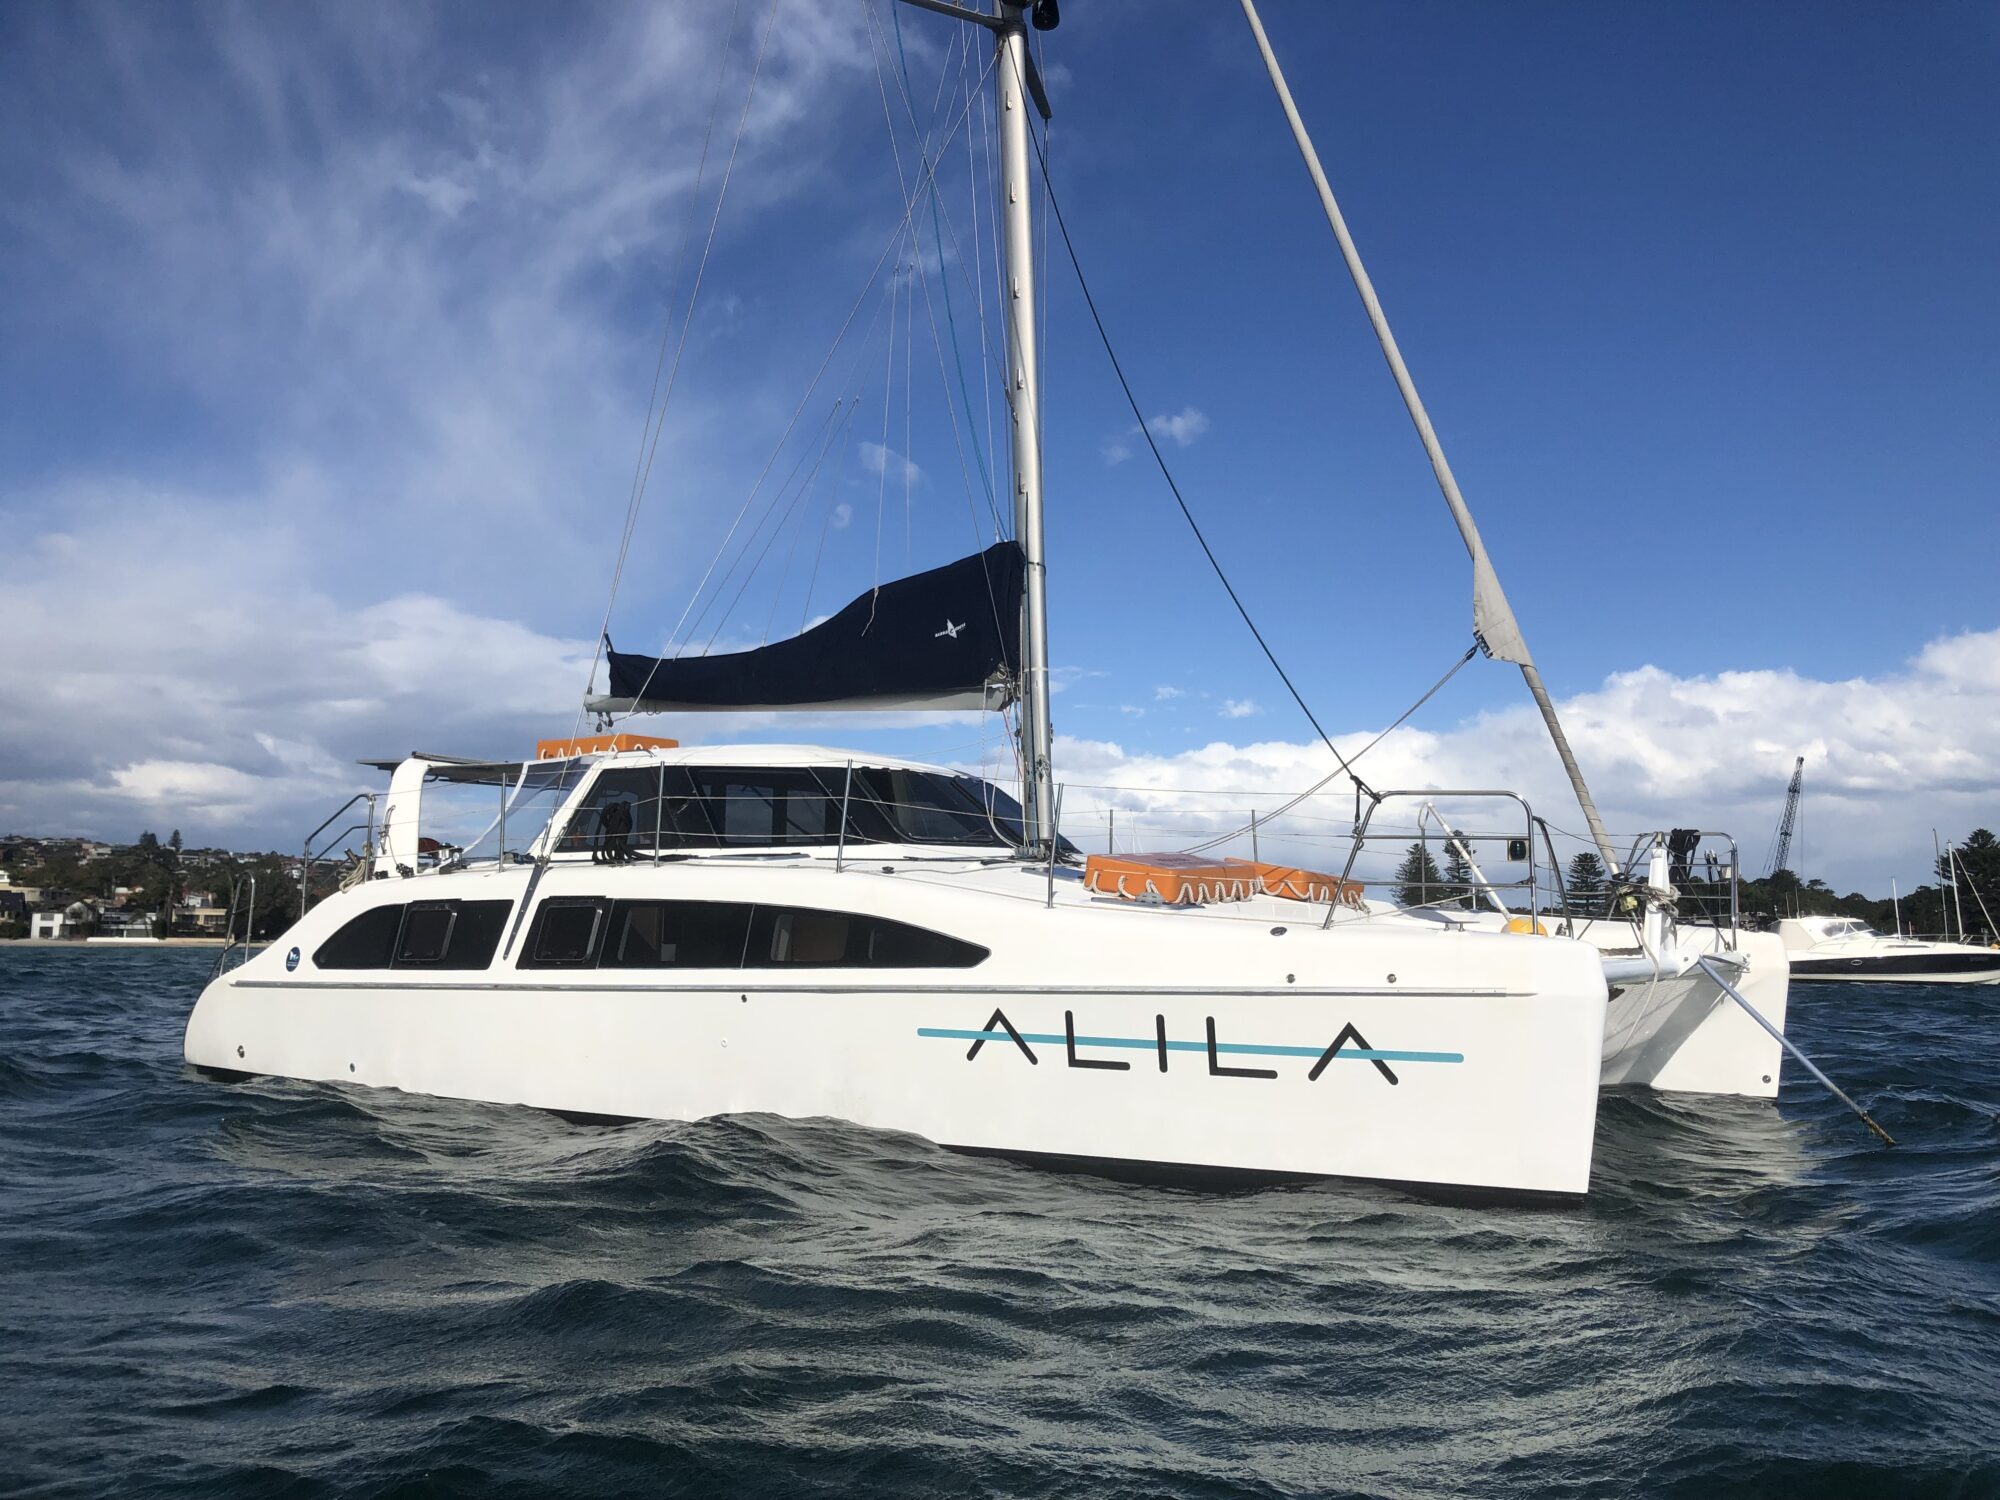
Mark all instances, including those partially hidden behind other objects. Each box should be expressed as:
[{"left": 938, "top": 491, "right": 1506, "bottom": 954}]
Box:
[{"left": 2, "top": 0, "right": 1996, "bottom": 895}]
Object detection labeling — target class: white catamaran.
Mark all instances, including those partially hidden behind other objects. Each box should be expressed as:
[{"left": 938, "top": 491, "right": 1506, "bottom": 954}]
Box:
[{"left": 186, "top": 0, "right": 1804, "bottom": 1197}]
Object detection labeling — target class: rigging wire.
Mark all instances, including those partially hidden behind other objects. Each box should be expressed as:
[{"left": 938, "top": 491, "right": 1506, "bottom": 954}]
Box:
[
  {"left": 577, "top": 0, "right": 745, "bottom": 733},
  {"left": 675, "top": 259, "right": 900, "bottom": 656},
  {"left": 764, "top": 401, "right": 864, "bottom": 645},
  {"left": 888, "top": 1, "right": 1000, "bottom": 521},
  {"left": 860, "top": 0, "right": 1011, "bottom": 659},
  {"left": 707, "top": 421, "right": 855, "bottom": 656},
  {"left": 701, "top": 399, "right": 853, "bottom": 655},
  {"left": 1007, "top": 48, "right": 1377, "bottom": 802},
  {"left": 870, "top": 229, "right": 903, "bottom": 620},
  {"left": 584, "top": 0, "right": 780, "bottom": 725},
  {"left": 871, "top": 0, "right": 1007, "bottom": 538},
  {"left": 620, "top": 47, "right": 1001, "bottom": 710},
  {"left": 1179, "top": 642, "right": 1478, "bottom": 855}
]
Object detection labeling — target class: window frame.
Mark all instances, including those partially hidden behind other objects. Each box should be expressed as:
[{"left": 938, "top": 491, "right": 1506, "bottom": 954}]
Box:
[{"left": 519, "top": 896, "right": 612, "bottom": 969}]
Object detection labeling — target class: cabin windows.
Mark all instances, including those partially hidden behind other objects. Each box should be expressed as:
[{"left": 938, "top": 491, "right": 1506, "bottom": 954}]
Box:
[
  {"left": 517, "top": 898, "right": 987, "bottom": 970},
  {"left": 312, "top": 899, "right": 513, "bottom": 971},
  {"left": 743, "top": 906, "right": 986, "bottom": 967},
  {"left": 600, "top": 900, "right": 754, "bottom": 969},
  {"left": 690, "top": 770, "right": 843, "bottom": 847},
  {"left": 526, "top": 897, "right": 609, "bottom": 967},
  {"left": 558, "top": 768, "right": 667, "bottom": 861},
  {"left": 312, "top": 904, "right": 404, "bottom": 969},
  {"left": 553, "top": 763, "right": 1041, "bottom": 853}
]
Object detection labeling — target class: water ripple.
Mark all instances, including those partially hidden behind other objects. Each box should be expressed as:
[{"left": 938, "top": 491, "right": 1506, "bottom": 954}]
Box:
[{"left": 1, "top": 948, "right": 1996, "bottom": 1497}]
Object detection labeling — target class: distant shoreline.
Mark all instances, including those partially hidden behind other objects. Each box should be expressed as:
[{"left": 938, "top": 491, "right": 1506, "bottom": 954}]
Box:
[{"left": 2, "top": 937, "right": 239, "bottom": 949}]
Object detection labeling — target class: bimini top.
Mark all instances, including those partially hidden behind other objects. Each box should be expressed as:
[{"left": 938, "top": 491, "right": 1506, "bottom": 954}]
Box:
[
  {"left": 575, "top": 742, "right": 976, "bottom": 777},
  {"left": 365, "top": 743, "right": 976, "bottom": 780}
]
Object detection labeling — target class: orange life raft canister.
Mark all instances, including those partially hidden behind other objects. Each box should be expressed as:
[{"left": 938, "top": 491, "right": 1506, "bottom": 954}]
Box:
[
  {"left": 1224, "top": 859, "right": 1369, "bottom": 909},
  {"left": 1082, "top": 853, "right": 1259, "bottom": 905}
]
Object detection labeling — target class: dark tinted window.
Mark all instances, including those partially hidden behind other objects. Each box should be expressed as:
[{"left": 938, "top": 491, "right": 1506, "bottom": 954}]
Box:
[
  {"left": 313, "top": 904, "right": 404, "bottom": 969},
  {"left": 600, "top": 900, "right": 753, "bottom": 968},
  {"left": 558, "top": 768, "right": 665, "bottom": 859},
  {"left": 634, "top": 766, "right": 1038, "bottom": 850},
  {"left": 697, "top": 770, "right": 843, "bottom": 846},
  {"left": 312, "top": 899, "right": 512, "bottom": 971},
  {"left": 394, "top": 899, "right": 512, "bottom": 969},
  {"left": 853, "top": 769, "right": 1001, "bottom": 845},
  {"left": 863, "top": 918, "right": 988, "bottom": 967},
  {"left": 533, "top": 899, "right": 985, "bottom": 970},
  {"left": 525, "top": 898, "right": 608, "bottom": 966},
  {"left": 746, "top": 905, "right": 987, "bottom": 968}
]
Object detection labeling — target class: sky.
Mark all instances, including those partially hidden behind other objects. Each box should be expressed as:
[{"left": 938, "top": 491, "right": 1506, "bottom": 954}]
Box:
[{"left": 1, "top": 0, "right": 1996, "bottom": 896}]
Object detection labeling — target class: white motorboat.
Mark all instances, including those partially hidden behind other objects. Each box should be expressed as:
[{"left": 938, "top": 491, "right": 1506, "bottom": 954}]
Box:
[
  {"left": 185, "top": 0, "right": 1795, "bottom": 1197},
  {"left": 1778, "top": 917, "right": 2000, "bottom": 985}
]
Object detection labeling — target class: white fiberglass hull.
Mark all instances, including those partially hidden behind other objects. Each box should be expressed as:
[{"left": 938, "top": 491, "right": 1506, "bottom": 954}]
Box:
[
  {"left": 1551, "top": 922, "right": 1789, "bottom": 1099},
  {"left": 186, "top": 864, "right": 1612, "bottom": 1196}
]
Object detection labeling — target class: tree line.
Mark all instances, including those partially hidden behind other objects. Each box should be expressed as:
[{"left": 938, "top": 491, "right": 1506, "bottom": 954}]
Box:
[
  {"left": 1387, "top": 827, "right": 1999, "bottom": 940},
  {"left": 1, "top": 830, "right": 330, "bottom": 942}
]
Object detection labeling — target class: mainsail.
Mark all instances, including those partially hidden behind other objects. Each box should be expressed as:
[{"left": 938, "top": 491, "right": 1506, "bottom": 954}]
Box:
[{"left": 588, "top": 542, "right": 1023, "bottom": 714}]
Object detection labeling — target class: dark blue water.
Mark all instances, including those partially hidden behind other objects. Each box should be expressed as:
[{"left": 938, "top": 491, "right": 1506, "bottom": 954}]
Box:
[{"left": 2, "top": 948, "right": 1996, "bottom": 1499}]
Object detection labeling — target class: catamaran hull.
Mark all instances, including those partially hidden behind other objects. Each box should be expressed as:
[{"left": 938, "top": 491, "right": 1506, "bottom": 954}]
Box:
[
  {"left": 1591, "top": 930, "right": 1789, "bottom": 1099},
  {"left": 186, "top": 969, "right": 1609, "bottom": 1197}
]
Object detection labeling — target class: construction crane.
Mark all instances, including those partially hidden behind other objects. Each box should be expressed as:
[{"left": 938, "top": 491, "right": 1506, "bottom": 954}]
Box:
[{"left": 1764, "top": 756, "right": 1805, "bottom": 877}]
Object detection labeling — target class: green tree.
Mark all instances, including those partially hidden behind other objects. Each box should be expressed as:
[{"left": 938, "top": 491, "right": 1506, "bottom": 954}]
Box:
[
  {"left": 1442, "top": 832, "right": 1475, "bottom": 910},
  {"left": 1393, "top": 842, "right": 1445, "bottom": 908},
  {"left": 1566, "top": 852, "right": 1607, "bottom": 915}
]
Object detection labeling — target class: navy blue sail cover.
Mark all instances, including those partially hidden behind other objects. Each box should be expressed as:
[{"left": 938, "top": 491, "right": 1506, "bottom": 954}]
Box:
[{"left": 598, "top": 542, "right": 1024, "bottom": 712}]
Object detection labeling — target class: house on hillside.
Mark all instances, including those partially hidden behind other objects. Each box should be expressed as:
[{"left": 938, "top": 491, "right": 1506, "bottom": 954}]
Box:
[
  {"left": 93, "top": 906, "right": 161, "bottom": 941},
  {"left": 30, "top": 900, "right": 98, "bottom": 939},
  {"left": 176, "top": 892, "right": 228, "bottom": 934}
]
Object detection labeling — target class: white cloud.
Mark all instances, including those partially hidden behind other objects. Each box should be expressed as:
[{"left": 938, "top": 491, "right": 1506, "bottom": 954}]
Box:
[
  {"left": 0, "top": 493, "right": 990, "bottom": 846},
  {"left": 1150, "top": 406, "right": 1210, "bottom": 448},
  {"left": 859, "top": 440, "right": 923, "bottom": 486},
  {"left": 1154, "top": 684, "right": 1185, "bottom": 701},
  {"left": 1220, "top": 698, "right": 1259, "bottom": 719},
  {"left": 1031, "top": 627, "right": 2000, "bottom": 893},
  {"left": 830, "top": 501, "right": 854, "bottom": 530},
  {"left": 1100, "top": 406, "right": 1209, "bottom": 466}
]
